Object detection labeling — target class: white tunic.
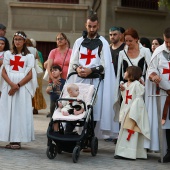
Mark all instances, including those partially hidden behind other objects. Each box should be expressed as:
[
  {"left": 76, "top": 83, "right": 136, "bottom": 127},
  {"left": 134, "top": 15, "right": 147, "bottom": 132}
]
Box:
[
  {"left": 68, "top": 36, "right": 119, "bottom": 136},
  {"left": 0, "top": 51, "right": 37, "bottom": 142},
  {"left": 115, "top": 81, "right": 150, "bottom": 159},
  {"left": 144, "top": 43, "right": 170, "bottom": 151},
  {"left": 114, "top": 43, "right": 151, "bottom": 121}
]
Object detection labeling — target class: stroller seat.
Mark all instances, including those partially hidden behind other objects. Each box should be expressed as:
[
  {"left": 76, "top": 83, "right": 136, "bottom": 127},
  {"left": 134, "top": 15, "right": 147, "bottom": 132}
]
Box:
[{"left": 52, "top": 83, "right": 95, "bottom": 121}]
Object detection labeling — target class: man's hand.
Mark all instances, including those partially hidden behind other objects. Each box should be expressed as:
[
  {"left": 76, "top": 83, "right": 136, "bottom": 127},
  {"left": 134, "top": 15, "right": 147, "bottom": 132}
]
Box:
[
  {"left": 77, "top": 66, "right": 92, "bottom": 77},
  {"left": 152, "top": 75, "right": 162, "bottom": 84}
]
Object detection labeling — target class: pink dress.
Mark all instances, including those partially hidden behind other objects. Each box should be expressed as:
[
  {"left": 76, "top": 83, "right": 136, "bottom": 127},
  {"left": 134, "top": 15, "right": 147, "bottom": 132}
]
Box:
[{"left": 48, "top": 48, "right": 72, "bottom": 79}]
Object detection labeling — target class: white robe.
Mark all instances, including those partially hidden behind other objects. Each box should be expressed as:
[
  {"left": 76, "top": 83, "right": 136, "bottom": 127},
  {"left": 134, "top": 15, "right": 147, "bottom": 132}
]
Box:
[
  {"left": 144, "top": 43, "right": 170, "bottom": 152},
  {"left": 113, "top": 43, "right": 151, "bottom": 121},
  {"left": 115, "top": 81, "right": 150, "bottom": 159},
  {"left": 67, "top": 36, "right": 119, "bottom": 136},
  {"left": 0, "top": 51, "right": 37, "bottom": 142}
]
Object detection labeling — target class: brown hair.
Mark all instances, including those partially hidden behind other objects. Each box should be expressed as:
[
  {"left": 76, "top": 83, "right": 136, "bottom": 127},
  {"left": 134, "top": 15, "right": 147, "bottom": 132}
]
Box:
[
  {"left": 164, "top": 27, "right": 170, "bottom": 38},
  {"left": 126, "top": 66, "right": 142, "bottom": 82},
  {"left": 87, "top": 14, "right": 98, "bottom": 22},
  {"left": 124, "top": 28, "right": 139, "bottom": 40},
  {"left": 25, "top": 38, "right": 34, "bottom": 47},
  {"left": 56, "top": 32, "right": 70, "bottom": 48},
  {"left": 12, "top": 31, "right": 30, "bottom": 55}
]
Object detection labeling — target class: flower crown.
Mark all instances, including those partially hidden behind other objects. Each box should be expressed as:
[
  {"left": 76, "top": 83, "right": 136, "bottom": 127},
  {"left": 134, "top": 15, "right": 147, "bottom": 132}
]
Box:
[{"left": 14, "top": 33, "right": 26, "bottom": 39}]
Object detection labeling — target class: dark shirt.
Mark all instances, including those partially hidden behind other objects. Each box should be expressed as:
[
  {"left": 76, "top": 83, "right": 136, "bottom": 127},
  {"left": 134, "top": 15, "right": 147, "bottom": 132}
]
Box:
[
  {"left": 49, "top": 78, "right": 65, "bottom": 102},
  {"left": 110, "top": 43, "right": 125, "bottom": 76}
]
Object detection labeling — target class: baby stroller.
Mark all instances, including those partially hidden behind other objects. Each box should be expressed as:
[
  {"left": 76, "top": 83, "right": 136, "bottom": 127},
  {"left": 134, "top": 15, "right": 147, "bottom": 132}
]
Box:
[{"left": 46, "top": 72, "right": 103, "bottom": 163}]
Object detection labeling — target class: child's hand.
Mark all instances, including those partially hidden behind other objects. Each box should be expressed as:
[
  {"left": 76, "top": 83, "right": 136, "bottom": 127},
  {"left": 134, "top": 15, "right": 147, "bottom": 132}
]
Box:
[
  {"left": 58, "top": 102, "right": 63, "bottom": 108},
  {"left": 62, "top": 111, "right": 69, "bottom": 116},
  {"left": 139, "top": 79, "right": 145, "bottom": 86},
  {"left": 161, "top": 119, "right": 166, "bottom": 125},
  {"left": 46, "top": 86, "right": 52, "bottom": 94}
]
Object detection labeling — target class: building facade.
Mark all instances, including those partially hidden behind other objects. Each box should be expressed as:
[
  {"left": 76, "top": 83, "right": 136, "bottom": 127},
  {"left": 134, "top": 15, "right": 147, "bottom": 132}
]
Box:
[{"left": 0, "top": 0, "right": 169, "bottom": 61}]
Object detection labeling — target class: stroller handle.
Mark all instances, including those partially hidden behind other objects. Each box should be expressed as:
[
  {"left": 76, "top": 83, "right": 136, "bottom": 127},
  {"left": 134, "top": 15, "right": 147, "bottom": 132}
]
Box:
[{"left": 67, "top": 72, "right": 104, "bottom": 81}]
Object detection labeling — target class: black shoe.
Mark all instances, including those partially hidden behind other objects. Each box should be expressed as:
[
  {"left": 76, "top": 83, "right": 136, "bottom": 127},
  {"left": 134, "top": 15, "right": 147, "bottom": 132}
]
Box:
[
  {"left": 46, "top": 112, "right": 52, "bottom": 118},
  {"left": 33, "top": 108, "right": 38, "bottom": 114},
  {"left": 114, "top": 155, "right": 123, "bottom": 159},
  {"left": 158, "top": 152, "right": 170, "bottom": 163},
  {"left": 114, "top": 155, "right": 135, "bottom": 160},
  {"left": 112, "top": 139, "right": 118, "bottom": 144}
]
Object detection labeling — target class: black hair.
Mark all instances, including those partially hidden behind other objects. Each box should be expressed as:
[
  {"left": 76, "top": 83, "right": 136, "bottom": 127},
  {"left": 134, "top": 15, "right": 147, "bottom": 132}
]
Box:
[
  {"left": 140, "top": 37, "right": 151, "bottom": 52},
  {"left": 50, "top": 65, "right": 62, "bottom": 72},
  {"left": 0, "top": 37, "right": 10, "bottom": 51},
  {"left": 119, "top": 27, "right": 125, "bottom": 34},
  {"left": 87, "top": 14, "right": 98, "bottom": 22},
  {"left": 153, "top": 38, "right": 164, "bottom": 45}
]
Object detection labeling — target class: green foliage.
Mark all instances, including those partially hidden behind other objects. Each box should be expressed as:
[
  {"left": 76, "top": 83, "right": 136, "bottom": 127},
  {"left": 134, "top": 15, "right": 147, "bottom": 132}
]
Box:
[{"left": 158, "top": 0, "right": 170, "bottom": 9}]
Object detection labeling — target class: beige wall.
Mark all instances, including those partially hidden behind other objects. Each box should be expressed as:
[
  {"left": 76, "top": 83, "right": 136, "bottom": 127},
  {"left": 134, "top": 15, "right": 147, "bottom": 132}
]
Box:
[{"left": 1, "top": 0, "right": 170, "bottom": 47}]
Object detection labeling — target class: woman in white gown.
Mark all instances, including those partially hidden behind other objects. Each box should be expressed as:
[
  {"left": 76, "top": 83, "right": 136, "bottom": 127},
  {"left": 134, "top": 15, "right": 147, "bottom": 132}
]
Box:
[{"left": 0, "top": 31, "right": 37, "bottom": 149}]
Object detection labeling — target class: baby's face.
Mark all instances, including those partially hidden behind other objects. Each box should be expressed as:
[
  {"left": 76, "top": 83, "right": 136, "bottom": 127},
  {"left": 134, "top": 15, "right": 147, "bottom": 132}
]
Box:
[{"left": 70, "top": 86, "right": 79, "bottom": 97}]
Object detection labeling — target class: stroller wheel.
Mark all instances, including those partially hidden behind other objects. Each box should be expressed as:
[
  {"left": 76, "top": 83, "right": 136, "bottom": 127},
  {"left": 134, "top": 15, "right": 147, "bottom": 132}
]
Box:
[
  {"left": 72, "top": 146, "right": 80, "bottom": 163},
  {"left": 91, "top": 137, "right": 98, "bottom": 156},
  {"left": 46, "top": 143, "right": 57, "bottom": 159}
]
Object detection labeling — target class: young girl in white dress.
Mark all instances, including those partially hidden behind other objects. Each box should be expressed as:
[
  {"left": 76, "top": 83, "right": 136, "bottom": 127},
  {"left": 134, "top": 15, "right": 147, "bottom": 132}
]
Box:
[
  {"left": 114, "top": 66, "right": 150, "bottom": 160},
  {"left": 0, "top": 31, "right": 37, "bottom": 149}
]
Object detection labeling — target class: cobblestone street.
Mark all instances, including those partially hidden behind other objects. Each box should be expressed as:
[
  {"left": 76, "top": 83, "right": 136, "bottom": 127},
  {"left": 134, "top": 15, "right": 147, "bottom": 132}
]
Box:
[{"left": 0, "top": 80, "right": 169, "bottom": 170}]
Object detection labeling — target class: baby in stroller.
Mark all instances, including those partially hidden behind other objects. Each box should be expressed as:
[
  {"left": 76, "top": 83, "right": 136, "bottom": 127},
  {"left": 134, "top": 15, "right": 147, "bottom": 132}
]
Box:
[
  {"left": 46, "top": 75, "right": 99, "bottom": 162},
  {"left": 58, "top": 83, "right": 84, "bottom": 116}
]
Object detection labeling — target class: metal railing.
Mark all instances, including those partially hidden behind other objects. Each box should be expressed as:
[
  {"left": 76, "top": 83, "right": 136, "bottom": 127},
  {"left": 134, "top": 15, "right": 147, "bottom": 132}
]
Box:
[{"left": 121, "top": 0, "right": 158, "bottom": 10}]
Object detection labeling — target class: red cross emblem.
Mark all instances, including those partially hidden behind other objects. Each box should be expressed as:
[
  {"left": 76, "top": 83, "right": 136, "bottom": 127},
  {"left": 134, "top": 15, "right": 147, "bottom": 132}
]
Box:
[
  {"left": 10, "top": 56, "right": 24, "bottom": 71},
  {"left": 125, "top": 90, "right": 132, "bottom": 104},
  {"left": 80, "top": 49, "right": 96, "bottom": 65},
  {"left": 162, "top": 62, "right": 170, "bottom": 80}
]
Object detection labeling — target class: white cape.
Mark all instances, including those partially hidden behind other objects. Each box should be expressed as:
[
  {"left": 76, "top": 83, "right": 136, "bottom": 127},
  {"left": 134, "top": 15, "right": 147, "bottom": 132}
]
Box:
[{"left": 68, "top": 36, "right": 119, "bottom": 136}]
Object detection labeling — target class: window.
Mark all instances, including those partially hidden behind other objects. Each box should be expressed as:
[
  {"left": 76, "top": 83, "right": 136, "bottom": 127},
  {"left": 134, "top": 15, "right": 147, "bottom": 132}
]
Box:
[
  {"left": 19, "top": 0, "right": 79, "bottom": 4},
  {"left": 121, "top": 0, "right": 158, "bottom": 10}
]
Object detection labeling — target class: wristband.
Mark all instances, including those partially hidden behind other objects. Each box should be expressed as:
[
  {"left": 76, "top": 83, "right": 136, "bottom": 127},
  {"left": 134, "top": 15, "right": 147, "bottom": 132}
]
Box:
[{"left": 17, "top": 83, "right": 21, "bottom": 88}]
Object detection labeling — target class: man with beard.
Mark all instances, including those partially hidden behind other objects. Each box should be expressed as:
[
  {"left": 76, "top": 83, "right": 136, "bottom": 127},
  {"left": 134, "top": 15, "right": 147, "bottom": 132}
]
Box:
[
  {"left": 68, "top": 14, "right": 119, "bottom": 140},
  {"left": 109, "top": 27, "right": 125, "bottom": 77}
]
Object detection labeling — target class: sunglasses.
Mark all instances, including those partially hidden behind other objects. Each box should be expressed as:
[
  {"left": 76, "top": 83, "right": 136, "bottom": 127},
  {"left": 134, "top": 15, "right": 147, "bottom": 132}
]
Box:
[{"left": 56, "top": 37, "right": 65, "bottom": 41}]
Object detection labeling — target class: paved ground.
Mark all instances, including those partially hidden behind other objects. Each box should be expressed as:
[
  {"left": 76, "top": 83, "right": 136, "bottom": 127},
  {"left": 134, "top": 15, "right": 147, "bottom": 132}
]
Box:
[{"left": 0, "top": 80, "right": 170, "bottom": 170}]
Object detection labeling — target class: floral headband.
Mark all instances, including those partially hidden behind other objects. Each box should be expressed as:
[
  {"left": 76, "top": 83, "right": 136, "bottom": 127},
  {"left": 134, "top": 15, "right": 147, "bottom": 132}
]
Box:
[{"left": 14, "top": 32, "right": 27, "bottom": 39}]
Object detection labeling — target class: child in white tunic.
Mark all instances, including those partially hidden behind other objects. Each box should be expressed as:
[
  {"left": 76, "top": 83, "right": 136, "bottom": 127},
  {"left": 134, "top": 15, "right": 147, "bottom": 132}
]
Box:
[
  {"left": 0, "top": 31, "right": 37, "bottom": 149},
  {"left": 114, "top": 66, "right": 150, "bottom": 160}
]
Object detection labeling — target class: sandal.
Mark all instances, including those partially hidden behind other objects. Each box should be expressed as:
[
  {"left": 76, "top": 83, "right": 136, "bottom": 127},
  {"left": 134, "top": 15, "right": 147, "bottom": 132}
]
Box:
[
  {"left": 5, "top": 143, "right": 12, "bottom": 149},
  {"left": 5, "top": 142, "right": 21, "bottom": 149}
]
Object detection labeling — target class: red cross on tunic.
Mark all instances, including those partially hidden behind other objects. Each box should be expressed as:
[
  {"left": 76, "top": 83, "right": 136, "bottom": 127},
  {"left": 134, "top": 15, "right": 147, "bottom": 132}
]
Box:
[
  {"left": 125, "top": 90, "right": 132, "bottom": 104},
  {"left": 10, "top": 56, "right": 24, "bottom": 71},
  {"left": 162, "top": 62, "right": 170, "bottom": 80},
  {"left": 80, "top": 49, "right": 96, "bottom": 65},
  {"left": 127, "top": 129, "right": 135, "bottom": 141}
]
